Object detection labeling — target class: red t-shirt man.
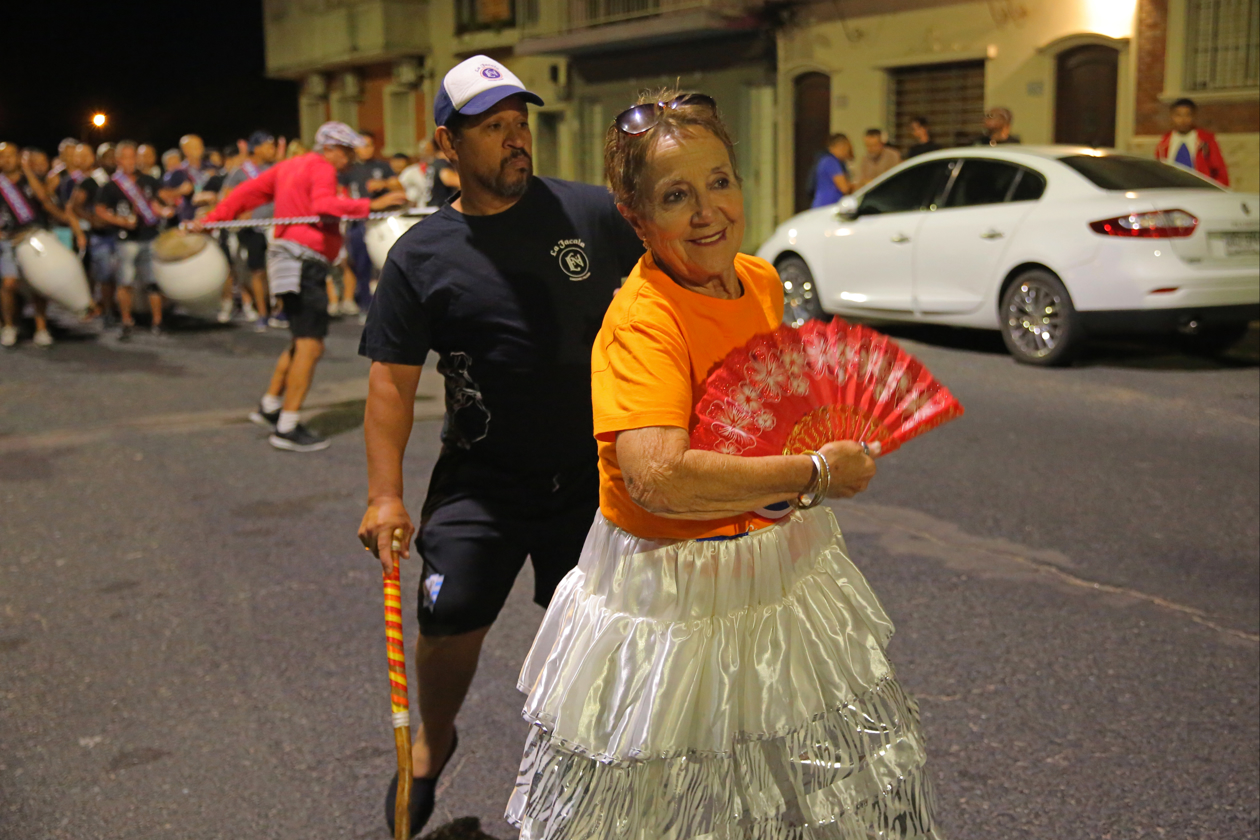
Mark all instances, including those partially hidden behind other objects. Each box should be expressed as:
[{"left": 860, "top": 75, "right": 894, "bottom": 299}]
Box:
[{"left": 199, "top": 121, "right": 405, "bottom": 453}]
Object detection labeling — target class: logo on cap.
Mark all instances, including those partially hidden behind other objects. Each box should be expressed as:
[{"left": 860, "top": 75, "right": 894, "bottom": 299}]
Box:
[{"left": 480, "top": 66, "right": 502, "bottom": 80}]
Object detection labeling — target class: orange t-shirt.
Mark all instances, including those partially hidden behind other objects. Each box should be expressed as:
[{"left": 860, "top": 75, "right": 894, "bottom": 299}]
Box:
[{"left": 591, "top": 251, "right": 785, "bottom": 540}]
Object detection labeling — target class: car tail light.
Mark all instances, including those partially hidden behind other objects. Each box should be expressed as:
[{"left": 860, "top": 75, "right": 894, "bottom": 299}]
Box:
[{"left": 1089, "top": 210, "right": 1198, "bottom": 238}]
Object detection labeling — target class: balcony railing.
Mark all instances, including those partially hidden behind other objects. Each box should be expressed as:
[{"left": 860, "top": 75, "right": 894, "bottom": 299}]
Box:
[
  {"left": 263, "top": 0, "right": 429, "bottom": 77},
  {"left": 520, "top": 0, "right": 751, "bottom": 39}
]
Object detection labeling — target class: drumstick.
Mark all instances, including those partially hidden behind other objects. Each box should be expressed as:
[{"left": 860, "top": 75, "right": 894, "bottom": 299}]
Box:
[
  {"left": 382, "top": 527, "right": 413, "bottom": 840},
  {"left": 183, "top": 208, "right": 436, "bottom": 231}
]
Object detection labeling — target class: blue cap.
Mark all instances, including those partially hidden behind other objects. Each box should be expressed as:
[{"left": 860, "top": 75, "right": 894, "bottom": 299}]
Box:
[{"left": 434, "top": 56, "right": 544, "bottom": 128}]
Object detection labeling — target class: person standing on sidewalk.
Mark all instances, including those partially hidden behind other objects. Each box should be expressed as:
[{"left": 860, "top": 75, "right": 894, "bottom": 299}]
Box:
[
  {"left": 1155, "top": 98, "right": 1230, "bottom": 186},
  {"left": 198, "top": 122, "right": 406, "bottom": 452},
  {"left": 854, "top": 128, "right": 902, "bottom": 189},
  {"left": 356, "top": 55, "right": 642, "bottom": 837},
  {"left": 906, "top": 115, "right": 943, "bottom": 158}
]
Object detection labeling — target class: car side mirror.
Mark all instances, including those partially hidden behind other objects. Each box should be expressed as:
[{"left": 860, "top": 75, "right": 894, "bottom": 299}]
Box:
[{"left": 834, "top": 195, "right": 860, "bottom": 221}]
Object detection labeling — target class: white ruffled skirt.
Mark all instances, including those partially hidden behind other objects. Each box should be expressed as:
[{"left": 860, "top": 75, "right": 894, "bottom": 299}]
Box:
[{"left": 506, "top": 507, "right": 939, "bottom": 840}]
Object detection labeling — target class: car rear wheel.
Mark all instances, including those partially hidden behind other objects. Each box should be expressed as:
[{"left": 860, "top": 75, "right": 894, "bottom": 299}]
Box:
[
  {"left": 1176, "top": 320, "right": 1251, "bottom": 357},
  {"left": 777, "top": 256, "right": 826, "bottom": 326},
  {"left": 999, "top": 269, "right": 1081, "bottom": 366}
]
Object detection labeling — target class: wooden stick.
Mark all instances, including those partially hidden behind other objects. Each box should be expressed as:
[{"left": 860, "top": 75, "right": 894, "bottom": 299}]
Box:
[{"left": 383, "top": 528, "right": 413, "bottom": 840}]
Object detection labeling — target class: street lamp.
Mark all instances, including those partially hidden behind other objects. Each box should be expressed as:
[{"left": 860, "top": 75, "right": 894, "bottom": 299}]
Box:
[{"left": 92, "top": 113, "right": 107, "bottom": 128}]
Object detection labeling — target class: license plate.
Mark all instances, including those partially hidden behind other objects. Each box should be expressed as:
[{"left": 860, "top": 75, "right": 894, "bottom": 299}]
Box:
[{"left": 1210, "top": 231, "right": 1260, "bottom": 257}]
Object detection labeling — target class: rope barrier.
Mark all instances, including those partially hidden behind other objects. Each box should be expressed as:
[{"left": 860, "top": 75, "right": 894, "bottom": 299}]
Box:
[{"left": 184, "top": 207, "right": 437, "bottom": 231}]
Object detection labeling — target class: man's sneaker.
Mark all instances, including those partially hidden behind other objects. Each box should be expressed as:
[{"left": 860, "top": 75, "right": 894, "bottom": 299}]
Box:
[
  {"left": 1, "top": 326, "right": 18, "bottom": 347},
  {"left": 269, "top": 424, "right": 330, "bottom": 452},
  {"left": 327, "top": 300, "right": 341, "bottom": 317},
  {"left": 150, "top": 324, "right": 164, "bottom": 337},
  {"left": 268, "top": 313, "right": 289, "bottom": 329},
  {"left": 248, "top": 404, "right": 281, "bottom": 429},
  {"left": 241, "top": 302, "right": 259, "bottom": 322},
  {"left": 119, "top": 324, "right": 133, "bottom": 342},
  {"left": 216, "top": 300, "right": 234, "bottom": 324},
  {"left": 33, "top": 329, "right": 53, "bottom": 347},
  {"left": 254, "top": 316, "right": 269, "bottom": 334},
  {"left": 339, "top": 299, "right": 361, "bottom": 316}
]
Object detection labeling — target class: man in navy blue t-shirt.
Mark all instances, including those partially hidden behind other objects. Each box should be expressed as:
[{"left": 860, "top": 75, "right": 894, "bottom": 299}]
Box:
[
  {"left": 811, "top": 133, "right": 854, "bottom": 208},
  {"left": 357, "top": 55, "right": 641, "bottom": 837}
]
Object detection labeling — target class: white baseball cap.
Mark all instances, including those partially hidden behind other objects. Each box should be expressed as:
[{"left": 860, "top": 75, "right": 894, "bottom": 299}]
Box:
[
  {"left": 434, "top": 56, "right": 544, "bottom": 128},
  {"left": 314, "top": 121, "right": 367, "bottom": 150}
]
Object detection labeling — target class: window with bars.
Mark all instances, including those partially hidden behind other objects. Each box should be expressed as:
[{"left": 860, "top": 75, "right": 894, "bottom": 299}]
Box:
[
  {"left": 886, "top": 60, "right": 986, "bottom": 152},
  {"left": 456, "top": 0, "right": 516, "bottom": 33},
  {"left": 1186, "top": 0, "right": 1260, "bottom": 90}
]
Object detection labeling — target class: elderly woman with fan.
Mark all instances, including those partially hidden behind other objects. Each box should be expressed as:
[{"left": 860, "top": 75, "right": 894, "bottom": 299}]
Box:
[{"left": 506, "top": 90, "right": 943, "bottom": 839}]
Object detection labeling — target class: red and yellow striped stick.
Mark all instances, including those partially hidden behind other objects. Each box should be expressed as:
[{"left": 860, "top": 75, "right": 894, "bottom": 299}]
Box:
[{"left": 383, "top": 528, "right": 413, "bottom": 840}]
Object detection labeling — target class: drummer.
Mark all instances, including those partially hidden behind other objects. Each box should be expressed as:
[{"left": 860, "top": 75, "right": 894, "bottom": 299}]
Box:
[
  {"left": 94, "top": 140, "right": 175, "bottom": 340},
  {"left": 0, "top": 141, "right": 77, "bottom": 348},
  {"left": 71, "top": 144, "right": 120, "bottom": 323},
  {"left": 216, "top": 130, "right": 280, "bottom": 327}
]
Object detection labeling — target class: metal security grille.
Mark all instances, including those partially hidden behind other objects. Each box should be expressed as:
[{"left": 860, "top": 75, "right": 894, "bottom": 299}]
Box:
[
  {"left": 887, "top": 61, "right": 986, "bottom": 151},
  {"left": 1186, "top": 0, "right": 1260, "bottom": 90}
]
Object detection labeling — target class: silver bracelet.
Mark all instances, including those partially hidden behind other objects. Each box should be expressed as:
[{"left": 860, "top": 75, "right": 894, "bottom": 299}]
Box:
[{"left": 792, "top": 451, "right": 828, "bottom": 510}]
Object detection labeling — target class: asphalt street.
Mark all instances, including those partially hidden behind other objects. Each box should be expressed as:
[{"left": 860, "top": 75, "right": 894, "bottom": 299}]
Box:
[{"left": 1, "top": 312, "right": 1257, "bottom": 840}]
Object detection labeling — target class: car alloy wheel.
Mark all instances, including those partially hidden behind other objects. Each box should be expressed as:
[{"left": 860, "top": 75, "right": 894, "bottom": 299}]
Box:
[
  {"left": 999, "top": 269, "right": 1080, "bottom": 366},
  {"left": 777, "top": 256, "right": 825, "bottom": 327}
]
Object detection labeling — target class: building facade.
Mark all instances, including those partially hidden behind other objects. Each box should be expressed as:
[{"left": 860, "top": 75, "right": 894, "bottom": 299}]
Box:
[{"left": 263, "top": 0, "right": 1258, "bottom": 249}]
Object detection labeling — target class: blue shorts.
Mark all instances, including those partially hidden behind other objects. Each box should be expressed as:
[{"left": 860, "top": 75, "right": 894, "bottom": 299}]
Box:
[
  {"left": 0, "top": 239, "right": 19, "bottom": 280},
  {"left": 89, "top": 235, "right": 117, "bottom": 285}
]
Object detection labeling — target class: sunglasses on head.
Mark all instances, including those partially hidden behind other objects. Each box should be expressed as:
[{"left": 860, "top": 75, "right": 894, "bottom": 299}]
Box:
[{"left": 614, "top": 94, "right": 717, "bottom": 136}]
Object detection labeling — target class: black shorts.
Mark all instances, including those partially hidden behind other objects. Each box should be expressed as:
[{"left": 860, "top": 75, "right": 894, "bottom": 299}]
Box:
[
  {"left": 276, "top": 259, "right": 329, "bottom": 339},
  {"left": 237, "top": 228, "right": 268, "bottom": 271},
  {"left": 415, "top": 448, "right": 600, "bottom": 637}
]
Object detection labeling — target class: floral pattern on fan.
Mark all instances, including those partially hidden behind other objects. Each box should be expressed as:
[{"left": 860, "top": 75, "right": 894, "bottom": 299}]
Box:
[{"left": 691, "top": 319, "right": 964, "bottom": 457}]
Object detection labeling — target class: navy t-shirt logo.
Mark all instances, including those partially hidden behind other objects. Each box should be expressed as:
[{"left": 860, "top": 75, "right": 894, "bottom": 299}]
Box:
[{"left": 552, "top": 238, "right": 590, "bottom": 281}]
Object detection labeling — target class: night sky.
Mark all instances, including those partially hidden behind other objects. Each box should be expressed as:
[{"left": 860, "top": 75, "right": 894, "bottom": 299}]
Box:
[{"left": 2, "top": 0, "right": 299, "bottom": 156}]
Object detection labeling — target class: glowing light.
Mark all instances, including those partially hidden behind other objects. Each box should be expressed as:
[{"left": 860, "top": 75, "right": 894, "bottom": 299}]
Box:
[
  {"left": 839, "top": 292, "right": 868, "bottom": 303},
  {"left": 92, "top": 113, "right": 107, "bottom": 127},
  {"left": 1084, "top": 0, "right": 1136, "bottom": 39}
]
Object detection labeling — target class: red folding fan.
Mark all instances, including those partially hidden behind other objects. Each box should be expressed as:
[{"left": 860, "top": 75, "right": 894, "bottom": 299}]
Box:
[{"left": 691, "top": 319, "right": 964, "bottom": 457}]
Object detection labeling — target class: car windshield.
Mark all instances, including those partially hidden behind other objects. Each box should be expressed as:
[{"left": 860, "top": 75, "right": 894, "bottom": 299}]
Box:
[{"left": 1059, "top": 154, "right": 1224, "bottom": 191}]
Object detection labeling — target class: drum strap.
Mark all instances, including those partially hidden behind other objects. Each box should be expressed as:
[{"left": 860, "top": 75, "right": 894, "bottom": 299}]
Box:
[
  {"left": 0, "top": 175, "right": 36, "bottom": 225},
  {"left": 111, "top": 172, "right": 160, "bottom": 227}
]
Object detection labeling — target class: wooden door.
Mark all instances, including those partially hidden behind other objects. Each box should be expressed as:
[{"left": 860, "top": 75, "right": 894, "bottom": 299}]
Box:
[
  {"left": 793, "top": 72, "right": 831, "bottom": 214},
  {"left": 1054, "top": 45, "right": 1118, "bottom": 148}
]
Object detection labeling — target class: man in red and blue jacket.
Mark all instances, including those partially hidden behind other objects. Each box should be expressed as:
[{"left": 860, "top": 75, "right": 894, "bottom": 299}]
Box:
[{"left": 1155, "top": 98, "right": 1230, "bottom": 187}]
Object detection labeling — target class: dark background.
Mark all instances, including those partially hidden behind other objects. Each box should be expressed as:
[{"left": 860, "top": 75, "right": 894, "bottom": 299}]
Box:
[{"left": 2, "top": 0, "right": 298, "bottom": 155}]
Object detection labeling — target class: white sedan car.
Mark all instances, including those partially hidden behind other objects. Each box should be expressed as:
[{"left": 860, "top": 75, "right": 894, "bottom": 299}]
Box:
[{"left": 757, "top": 146, "right": 1260, "bottom": 365}]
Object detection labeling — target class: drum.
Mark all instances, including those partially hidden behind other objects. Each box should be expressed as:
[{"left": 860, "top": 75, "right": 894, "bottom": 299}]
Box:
[
  {"left": 365, "top": 211, "right": 429, "bottom": 270},
  {"left": 13, "top": 228, "right": 92, "bottom": 314},
  {"left": 152, "top": 229, "right": 229, "bottom": 319}
]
